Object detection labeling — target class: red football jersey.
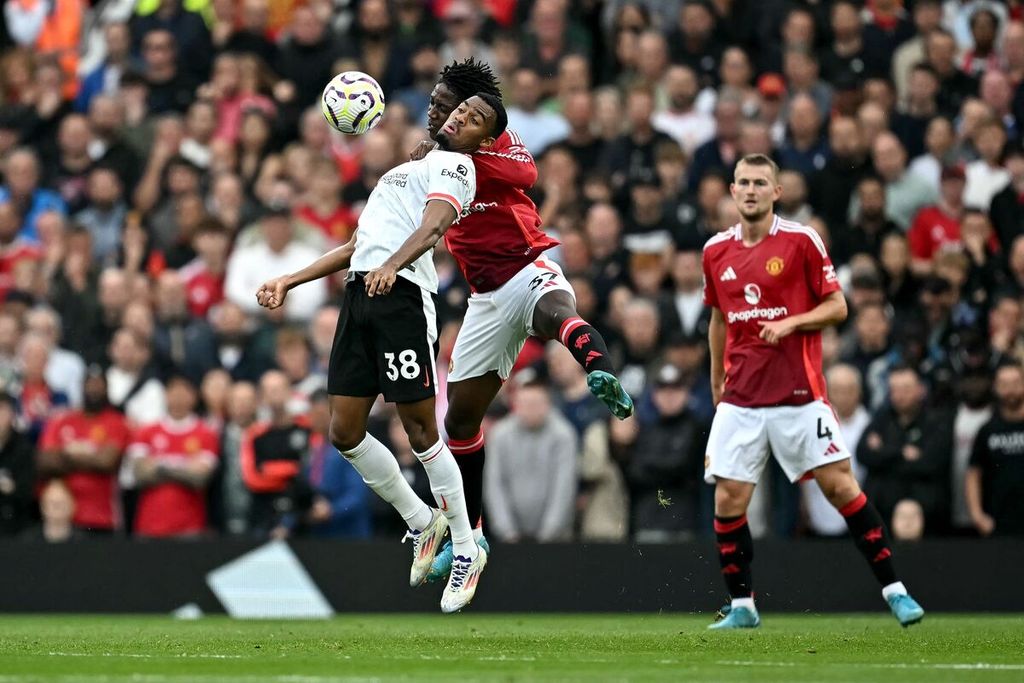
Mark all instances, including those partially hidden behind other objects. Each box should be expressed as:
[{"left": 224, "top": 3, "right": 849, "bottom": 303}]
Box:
[
  {"left": 128, "top": 417, "right": 219, "bottom": 537},
  {"left": 702, "top": 216, "right": 842, "bottom": 408},
  {"left": 38, "top": 409, "right": 130, "bottom": 530},
  {"left": 444, "top": 129, "right": 559, "bottom": 293},
  {"left": 908, "top": 206, "right": 961, "bottom": 261},
  {"left": 180, "top": 259, "right": 225, "bottom": 319}
]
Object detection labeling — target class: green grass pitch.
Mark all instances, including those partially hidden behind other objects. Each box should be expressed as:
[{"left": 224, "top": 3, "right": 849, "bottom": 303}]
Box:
[{"left": 0, "top": 614, "right": 1022, "bottom": 682}]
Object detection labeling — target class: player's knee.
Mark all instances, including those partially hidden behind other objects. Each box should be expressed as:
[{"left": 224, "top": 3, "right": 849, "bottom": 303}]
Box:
[
  {"left": 533, "top": 292, "right": 576, "bottom": 339},
  {"left": 401, "top": 415, "right": 439, "bottom": 453},
  {"left": 444, "top": 413, "right": 480, "bottom": 441},
  {"left": 824, "top": 479, "right": 861, "bottom": 508},
  {"left": 329, "top": 418, "right": 365, "bottom": 454}
]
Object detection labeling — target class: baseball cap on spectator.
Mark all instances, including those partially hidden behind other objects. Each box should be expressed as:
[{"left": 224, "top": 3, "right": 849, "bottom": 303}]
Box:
[
  {"left": 921, "top": 274, "right": 952, "bottom": 294},
  {"left": 757, "top": 73, "right": 786, "bottom": 99},
  {"left": 940, "top": 166, "right": 966, "bottom": 182},
  {"left": 653, "top": 362, "right": 687, "bottom": 389}
]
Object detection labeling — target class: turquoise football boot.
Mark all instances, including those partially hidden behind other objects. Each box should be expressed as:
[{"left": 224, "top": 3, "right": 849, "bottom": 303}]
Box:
[
  {"left": 708, "top": 605, "right": 760, "bottom": 630},
  {"left": 887, "top": 593, "right": 925, "bottom": 627},
  {"left": 587, "top": 370, "right": 634, "bottom": 419},
  {"left": 426, "top": 535, "right": 490, "bottom": 584}
]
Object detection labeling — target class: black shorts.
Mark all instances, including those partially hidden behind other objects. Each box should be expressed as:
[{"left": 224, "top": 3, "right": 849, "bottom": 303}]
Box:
[{"left": 328, "top": 273, "right": 439, "bottom": 404}]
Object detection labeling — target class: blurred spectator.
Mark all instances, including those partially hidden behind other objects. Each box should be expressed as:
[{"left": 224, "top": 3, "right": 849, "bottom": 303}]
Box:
[
  {"left": 240, "top": 370, "right": 311, "bottom": 535},
  {"left": 967, "top": 362, "right": 1024, "bottom": 536},
  {"left": 0, "top": 199, "right": 42, "bottom": 302},
  {"left": 908, "top": 116, "right": 956, "bottom": 188},
  {"left": 211, "top": 380, "right": 258, "bottom": 535},
  {"left": 652, "top": 65, "right": 715, "bottom": 158},
  {"left": 225, "top": 205, "right": 327, "bottom": 323},
  {"left": 24, "top": 306, "right": 84, "bottom": 407},
  {"left": 0, "top": 147, "right": 67, "bottom": 241},
  {"left": 546, "top": 342, "right": 606, "bottom": 438},
  {"left": 659, "top": 249, "right": 707, "bottom": 340},
  {"left": 0, "top": 392, "right": 34, "bottom": 535},
  {"left": 577, "top": 411, "right": 630, "bottom": 542},
  {"left": 140, "top": 30, "right": 199, "bottom": 115},
  {"left": 485, "top": 379, "right": 577, "bottom": 542},
  {"left": 989, "top": 142, "right": 1024, "bottom": 250},
  {"left": 130, "top": 0, "right": 212, "bottom": 83},
  {"left": 891, "top": 498, "right": 926, "bottom": 541},
  {"left": 288, "top": 390, "right": 371, "bottom": 539},
  {"left": 152, "top": 270, "right": 217, "bottom": 383},
  {"left": 687, "top": 94, "right": 742, "bottom": 192},
  {"left": 612, "top": 297, "right": 660, "bottom": 399},
  {"left": 909, "top": 166, "right": 968, "bottom": 276},
  {"left": 926, "top": 28, "right": 977, "bottom": 118},
  {"left": 853, "top": 132, "right": 940, "bottom": 230},
  {"left": 73, "top": 166, "right": 127, "bottom": 266},
  {"left": 622, "top": 362, "right": 706, "bottom": 542},
  {"left": 892, "top": 0, "right": 943, "bottom": 102},
  {"left": 127, "top": 374, "right": 218, "bottom": 537},
  {"left": 16, "top": 332, "right": 69, "bottom": 440},
  {"left": 951, "top": 368, "right": 994, "bottom": 532},
  {"left": 180, "top": 218, "right": 230, "bottom": 319},
  {"left": 802, "top": 364, "right": 870, "bottom": 536},
  {"left": 778, "top": 93, "right": 829, "bottom": 176},
  {"left": 964, "top": 121, "right": 1010, "bottom": 211},
  {"left": 37, "top": 369, "right": 129, "bottom": 533},
  {"left": 506, "top": 66, "right": 568, "bottom": 155},
  {"left": 858, "top": 365, "right": 953, "bottom": 532},
  {"left": 107, "top": 328, "right": 166, "bottom": 425},
  {"left": 75, "top": 22, "right": 136, "bottom": 113}
]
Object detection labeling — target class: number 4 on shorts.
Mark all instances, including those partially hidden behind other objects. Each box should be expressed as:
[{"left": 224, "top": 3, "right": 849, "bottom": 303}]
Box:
[{"left": 816, "top": 417, "right": 833, "bottom": 440}]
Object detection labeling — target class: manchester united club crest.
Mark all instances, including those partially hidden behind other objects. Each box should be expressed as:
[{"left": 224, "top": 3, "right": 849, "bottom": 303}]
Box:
[{"left": 766, "top": 256, "right": 784, "bottom": 276}]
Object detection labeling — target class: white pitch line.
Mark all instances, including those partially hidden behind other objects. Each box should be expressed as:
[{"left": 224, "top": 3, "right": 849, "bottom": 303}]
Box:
[
  {"left": 718, "top": 659, "right": 1024, "bottom": 671},
  {"left": 46, "top": 651, "right": 248, "bottom": 659}
]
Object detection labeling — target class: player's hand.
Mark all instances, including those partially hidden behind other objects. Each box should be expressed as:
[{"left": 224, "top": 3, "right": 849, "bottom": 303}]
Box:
[
  {"left": 711, "top": 377, "right": 725, "bottom": 406},
  {"left": 758, "top": 318, "right": 797, "bottom": 344},
  {"left": 409, "top": 140, "right": 438, "bottom": 161},
  {"left": 973, "top": 512, "right": 996, "bottom": 537},
  {"left": 256, "top": 276, "right": 290, "bottom": 309},
  {"left": 364, "top": 263, "right": 397, "bottom": 297}
]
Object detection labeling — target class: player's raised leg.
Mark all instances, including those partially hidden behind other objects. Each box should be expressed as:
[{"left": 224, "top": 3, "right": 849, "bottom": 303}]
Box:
[
  {"left": 709, "top": 478, "right": 761, "bottom": 630},
  {"left": 329, "top": 395, "right": 445, "bottom": 587},
  {"left": 397, "top": 396, "right": 486, "bottom": 611},
  {"left": 815, "top": 460, "right": 925, "bottom": 627},
  {"left": 425, "top": 373, "right": 500, "bottom": 583},
  {"left": 532, "top": 290, "right": 633, "bottom": 419}
]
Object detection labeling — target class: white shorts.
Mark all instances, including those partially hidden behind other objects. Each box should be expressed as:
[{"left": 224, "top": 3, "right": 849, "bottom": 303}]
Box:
[
  {"left": 448, "top": 259, "right": 575, "bottom": 382},
  {"left": 704, "top": 400, "right": 850, "bottom": 485}
]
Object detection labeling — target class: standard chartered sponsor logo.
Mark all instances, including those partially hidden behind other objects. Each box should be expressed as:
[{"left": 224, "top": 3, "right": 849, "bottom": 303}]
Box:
[{"left": 727, "top": 306, "right": 789, "bottom": 323}]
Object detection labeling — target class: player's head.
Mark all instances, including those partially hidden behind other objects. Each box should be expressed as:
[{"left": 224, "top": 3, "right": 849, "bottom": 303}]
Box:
[
  {"left": 731, "top": 153, "right": 782, "bottom": 222},
  {"left": 427, "top": 58, "right": 502, "bottom": 139},
  {"left": 435, "top": 93, "right": 507, "bottom": 154}
]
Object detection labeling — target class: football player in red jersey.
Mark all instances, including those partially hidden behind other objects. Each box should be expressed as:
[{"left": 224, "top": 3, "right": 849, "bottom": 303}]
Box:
[
  {"left": 701, "top": 154, "right": 923, "bottom": 629},
  {"left": 410, "top": 59, "right": 633, "bottom": 581}
]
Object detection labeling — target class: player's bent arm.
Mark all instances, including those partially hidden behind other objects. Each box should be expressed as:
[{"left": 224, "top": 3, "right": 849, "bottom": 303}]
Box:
[
  {"left": 708, "top": 307, "right": 726, "bottom": 402},
  {"left": 384, "top": 199, "right": 459, "bottom": 272},
  {"left": 788, "top": 290, "right": 849, "bottom": 331},
  {"left": 364, "top": 200, "right": 460, "bottom": 296},
  {"left": 286, "top": 234, "right": 357, "bottom": 290}
]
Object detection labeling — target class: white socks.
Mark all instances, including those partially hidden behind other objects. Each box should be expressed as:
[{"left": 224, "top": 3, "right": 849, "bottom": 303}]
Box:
[
  {"left": 731, "top": 597, "right": 756, "bottom": 611},
  {"left": 882, "top": 581, "right": 908, "bottom": 600},
  {"left": 414, "top": 438, "right": 477, "bottom": 559},
  {"left": 341, "top": 433, "right": 432, "bottom": 531}
]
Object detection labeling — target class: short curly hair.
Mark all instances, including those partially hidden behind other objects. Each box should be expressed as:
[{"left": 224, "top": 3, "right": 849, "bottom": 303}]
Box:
[{"left": 438, "top": 57, "right": 502, "bottom": 103}]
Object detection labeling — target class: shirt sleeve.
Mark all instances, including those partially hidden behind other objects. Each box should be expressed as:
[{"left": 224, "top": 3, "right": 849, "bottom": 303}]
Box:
[
  {"left": 471, "top": 133, "right": 538, "bottom": 189},
  {"left": 969, "top": 424, "right": 991, "bottom": 469},
  {"left": 907, "top": 210, "right": 932, "bottom": 259},
  {"left": 38, "top": 414, "right": 63, "bottom": 451},
  {"left": 701, "top": 248, "right": 719, "bottom": 308},
  {"left": 802, "top": 230, "right": 841, "bottom": 300},
  {"left": 425, "top": 151, "right": 477, "bottom": 216}
]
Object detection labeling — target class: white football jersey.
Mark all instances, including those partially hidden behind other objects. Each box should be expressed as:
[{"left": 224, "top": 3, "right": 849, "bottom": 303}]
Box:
[{"left": 350, "top": 149, "right": 476, "bottom": 293}]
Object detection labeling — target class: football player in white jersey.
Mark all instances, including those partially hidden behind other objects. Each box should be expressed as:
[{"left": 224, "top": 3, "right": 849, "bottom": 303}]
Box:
[{"left": 255, "top": 93, "right": 507, "bottom": 613}]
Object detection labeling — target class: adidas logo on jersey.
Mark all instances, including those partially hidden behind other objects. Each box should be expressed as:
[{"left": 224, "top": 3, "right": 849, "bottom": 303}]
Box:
[
  {"left": 823, "top": 442, "right": 841, "bottom": 456},
  {"left": 720, "top": 266, "right": 737, "bottom": 281}
]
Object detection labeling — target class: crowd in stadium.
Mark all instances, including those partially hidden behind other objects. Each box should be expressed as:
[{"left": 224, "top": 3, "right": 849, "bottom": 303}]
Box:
[{"left": 0, "top": 0, "right": 1023, "bottom": 544}]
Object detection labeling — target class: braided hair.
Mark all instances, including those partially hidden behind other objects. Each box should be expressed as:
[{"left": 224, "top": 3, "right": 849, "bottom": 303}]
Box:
[{"left": 437, "top": 58, "right": 502, "bottom": 103}]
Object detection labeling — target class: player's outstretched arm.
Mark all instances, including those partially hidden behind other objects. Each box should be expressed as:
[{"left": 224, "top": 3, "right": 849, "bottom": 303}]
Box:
[
  {"left": 758, "top": 290, "right": 848, "bottom": 345},
  {"left": 708, "top": 307, "right": 726, "bottom": 406},
  {"left": 255, "top": 234, "right": 357, "bottom": 309},
  {"left": 364, "top": 200, "right": 458, "bottom": 297}
]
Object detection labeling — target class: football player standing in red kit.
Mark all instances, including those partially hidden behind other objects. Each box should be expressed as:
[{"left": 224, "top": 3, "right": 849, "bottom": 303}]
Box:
[
  {"left": 701, "top": 154, "right": 924, "bottom": 629},
  {"left": 411, "top": 60, "right": 634, "bottom": 582}
]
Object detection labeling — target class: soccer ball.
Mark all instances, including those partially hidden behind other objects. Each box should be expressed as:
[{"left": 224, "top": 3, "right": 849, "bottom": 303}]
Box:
[{"left": 321, "top": 71, "right": 386, "bottom": 135}]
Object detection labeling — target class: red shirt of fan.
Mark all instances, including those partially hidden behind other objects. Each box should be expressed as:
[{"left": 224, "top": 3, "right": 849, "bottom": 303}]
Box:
[
  {"left": 129, "top": 417, "right": 219, "bottom": 537},
  {"left": 38, "top": 408, "right": 130, "bottom": 530},
  {"left": 180, "top": 259, "right": 224, "bottom": 319},
  {"left": 908, "top": 206, "right": 961, "bottom": 261},
  {"left": 701, "top": 216, "right": 842, "bottom": 408},
  {"left": 444, "top": 129, "right": 559, "bottom": 293},
  {"left": 0, "top": 239, "right": 41, "bottom": 300}
]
